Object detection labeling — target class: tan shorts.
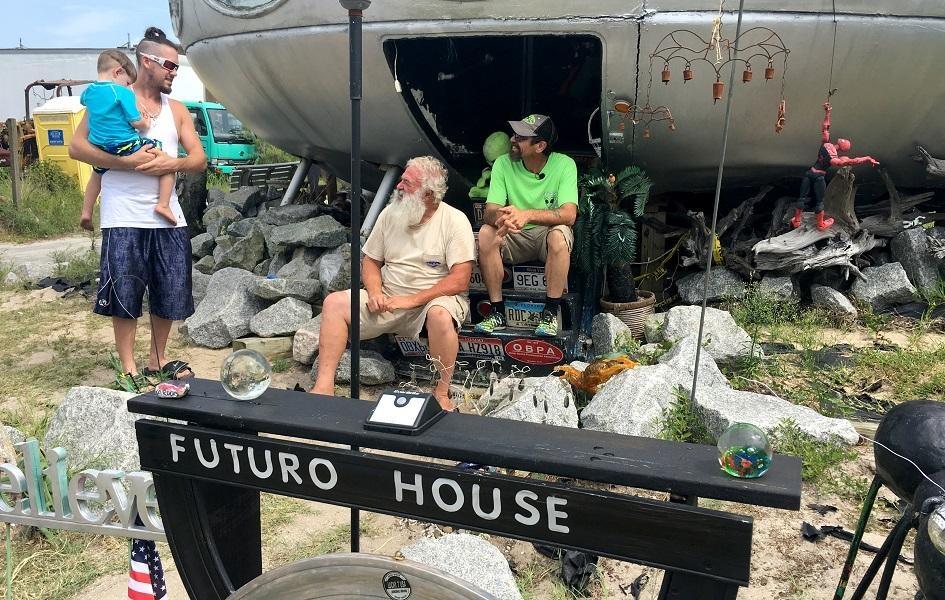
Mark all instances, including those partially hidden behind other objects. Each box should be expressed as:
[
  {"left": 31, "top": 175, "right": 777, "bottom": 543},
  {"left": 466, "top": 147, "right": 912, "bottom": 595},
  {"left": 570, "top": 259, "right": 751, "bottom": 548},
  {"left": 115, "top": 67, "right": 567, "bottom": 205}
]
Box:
[
  {"left": 348, "top": 290, "right": 469, "bottom": 340},
  {"left": 500, "top": 224, "right": 574, "bottom": 264}
]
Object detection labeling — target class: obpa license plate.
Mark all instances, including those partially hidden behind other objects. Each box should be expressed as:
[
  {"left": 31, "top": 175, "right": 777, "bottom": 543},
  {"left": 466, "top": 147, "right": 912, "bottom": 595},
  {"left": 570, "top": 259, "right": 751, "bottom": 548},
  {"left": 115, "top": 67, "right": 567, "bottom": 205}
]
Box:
[{"left": 505, "top": 300, "right": 561, "bottom": 329}]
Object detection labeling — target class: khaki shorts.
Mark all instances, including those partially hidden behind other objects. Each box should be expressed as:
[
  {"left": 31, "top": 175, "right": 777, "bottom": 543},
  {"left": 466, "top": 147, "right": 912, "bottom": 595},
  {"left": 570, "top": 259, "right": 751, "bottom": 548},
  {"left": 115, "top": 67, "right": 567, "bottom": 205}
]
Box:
[
  {"left": 500, "top": 224, "right": 574, "bottom": 264},
  {"left": 348, "top": 289, "right": 469, "bottom": 340}
]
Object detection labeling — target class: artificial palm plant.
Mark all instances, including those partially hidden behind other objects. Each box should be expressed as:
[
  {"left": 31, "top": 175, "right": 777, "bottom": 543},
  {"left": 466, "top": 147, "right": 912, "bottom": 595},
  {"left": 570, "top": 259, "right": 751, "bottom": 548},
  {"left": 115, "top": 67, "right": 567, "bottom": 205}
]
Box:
[{"left": 573, "top": 165, "right": 653, "bottom": 302}]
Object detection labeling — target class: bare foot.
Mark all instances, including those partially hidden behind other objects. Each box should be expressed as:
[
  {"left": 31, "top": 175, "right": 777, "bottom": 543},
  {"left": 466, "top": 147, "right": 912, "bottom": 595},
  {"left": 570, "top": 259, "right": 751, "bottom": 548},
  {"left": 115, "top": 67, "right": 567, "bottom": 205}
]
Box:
[
  {"left": 309, "top": 382, "right": 335, "bottom": 396},
  {"left": 80, "top": 212, "right": 93, "bottom": 231},
  {"left": 434, "top": 390, "right": 455, "bottom": 412},
  {"left": 154, "top": 204, "right": 177, "bottom": 225}
]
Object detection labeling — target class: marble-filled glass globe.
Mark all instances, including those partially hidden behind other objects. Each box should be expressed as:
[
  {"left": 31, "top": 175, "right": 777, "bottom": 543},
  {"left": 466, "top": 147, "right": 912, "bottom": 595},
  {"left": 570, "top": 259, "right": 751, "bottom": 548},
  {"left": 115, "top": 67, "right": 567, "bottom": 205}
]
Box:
[
  {"left": 717, "top": 423, "right": 772, "bottom": 478},
  {"left": 220, "top": 349, "right": 272, "bottom": 400},
  {"left": 929, "top": 504, "right": 945, "bottom": 556}
]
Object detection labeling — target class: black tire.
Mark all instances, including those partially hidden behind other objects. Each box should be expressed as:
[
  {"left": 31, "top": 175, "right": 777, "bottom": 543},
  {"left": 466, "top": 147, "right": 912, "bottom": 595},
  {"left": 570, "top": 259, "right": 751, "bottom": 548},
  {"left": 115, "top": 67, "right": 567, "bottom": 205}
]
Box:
[{"left": 177, "top": 170, "right": 208, "bottom": 238}]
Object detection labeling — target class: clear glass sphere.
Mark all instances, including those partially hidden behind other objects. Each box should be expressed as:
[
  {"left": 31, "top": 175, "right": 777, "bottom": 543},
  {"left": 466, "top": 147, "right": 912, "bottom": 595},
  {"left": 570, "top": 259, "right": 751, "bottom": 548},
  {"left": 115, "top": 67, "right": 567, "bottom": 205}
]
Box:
[
  {"left": 929, "top": 504, "right": 945, "bottom": 556},
  {"left": 717, "top": 422, "right": 772, "bottom": 478},
  {"left": 220, "top": 349, "right": 272, "bottom": 401}
]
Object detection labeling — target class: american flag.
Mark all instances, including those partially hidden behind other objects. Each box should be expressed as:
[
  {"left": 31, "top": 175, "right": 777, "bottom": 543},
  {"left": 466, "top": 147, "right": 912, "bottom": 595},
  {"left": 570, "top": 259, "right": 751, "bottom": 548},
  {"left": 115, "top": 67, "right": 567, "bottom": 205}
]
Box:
[{"left": 127, "top": 538, "right": 168, "bottom": 600}]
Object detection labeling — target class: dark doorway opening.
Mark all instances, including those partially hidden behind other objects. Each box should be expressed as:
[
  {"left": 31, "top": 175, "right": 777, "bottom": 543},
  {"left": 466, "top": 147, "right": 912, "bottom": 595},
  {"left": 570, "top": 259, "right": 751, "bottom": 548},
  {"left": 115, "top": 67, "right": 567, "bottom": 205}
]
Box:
[{"left": 384, "top": 35, "right": 603, "bottom": 187}]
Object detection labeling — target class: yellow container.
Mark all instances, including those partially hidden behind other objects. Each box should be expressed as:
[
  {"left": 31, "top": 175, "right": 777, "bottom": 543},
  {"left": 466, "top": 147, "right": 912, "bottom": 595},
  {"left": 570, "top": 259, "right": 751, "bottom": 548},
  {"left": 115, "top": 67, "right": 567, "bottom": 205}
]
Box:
[{"left": 32, "top": 96, "right": 93, "bottom": 193}]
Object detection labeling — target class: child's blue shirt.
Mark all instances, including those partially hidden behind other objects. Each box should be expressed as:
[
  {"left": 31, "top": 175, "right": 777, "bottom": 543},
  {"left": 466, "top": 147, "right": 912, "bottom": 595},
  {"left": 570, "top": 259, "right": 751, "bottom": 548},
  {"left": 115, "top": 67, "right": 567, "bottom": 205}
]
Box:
[{"left": 80, "top": 81, "right": 142, "bottom": 147}]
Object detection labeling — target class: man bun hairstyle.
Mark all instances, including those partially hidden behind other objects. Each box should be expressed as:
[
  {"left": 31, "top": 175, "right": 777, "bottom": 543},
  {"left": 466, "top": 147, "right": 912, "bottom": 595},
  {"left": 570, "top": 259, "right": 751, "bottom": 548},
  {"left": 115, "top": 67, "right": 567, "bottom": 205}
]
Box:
[
  {"left": 136, "top": 26, "right": 181, "bottom": 64},
  {"left": 97, "top": 49, "right": 137, "bottom": 82}
]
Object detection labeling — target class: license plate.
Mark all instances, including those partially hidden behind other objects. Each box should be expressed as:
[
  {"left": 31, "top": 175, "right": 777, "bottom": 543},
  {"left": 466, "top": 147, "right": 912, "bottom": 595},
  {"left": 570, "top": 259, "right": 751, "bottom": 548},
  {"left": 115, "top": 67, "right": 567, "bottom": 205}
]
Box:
[
  {"left": 505, "top": 300, "right": 561, "bottom": 329},
  {"left": 458, "top": 336, "right": 505, "bottom": 359},
  {"left": 395, "top": 336, "right": 429, "bottom": 357},
  {"left": 469, "top": 266, "right": 486, "bottom": 290},
  {"left": 473, "top": 203, "right": 485, "bottom": 227},
  {"left": 396, "top": 335, "right": 505, "bottom": 360},
  {"left": 473, "top": 230, "right": 479, "bottom": 256},
  {"left": 512, "top": 266, "right": 567, "bottom": 293}
]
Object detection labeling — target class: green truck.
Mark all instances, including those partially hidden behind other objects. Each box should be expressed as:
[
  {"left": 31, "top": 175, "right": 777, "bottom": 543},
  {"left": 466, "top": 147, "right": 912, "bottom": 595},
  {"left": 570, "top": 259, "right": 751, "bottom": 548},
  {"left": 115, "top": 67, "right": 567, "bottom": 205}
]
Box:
[{"left": 183, "top": 100, "right": 256, "bottom": 174}]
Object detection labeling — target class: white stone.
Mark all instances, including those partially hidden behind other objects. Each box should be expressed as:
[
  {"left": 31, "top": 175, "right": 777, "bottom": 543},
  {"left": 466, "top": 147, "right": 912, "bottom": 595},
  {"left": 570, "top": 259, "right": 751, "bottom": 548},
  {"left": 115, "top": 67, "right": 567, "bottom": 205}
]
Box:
[
  {"left": 43, "top": 387, "right": 142, "bottom": 472},
  {"left": 484, "top": 376, "right": 578, "bottom": 428},
  {"left": 292, "top": 315, "right": 323, "bottom": 365},
  {"left": 661, "top": 305, "right": 759, "bottom": 362},
  {"left": 401, "top": 533, "right": 522, "bottom": 600}
]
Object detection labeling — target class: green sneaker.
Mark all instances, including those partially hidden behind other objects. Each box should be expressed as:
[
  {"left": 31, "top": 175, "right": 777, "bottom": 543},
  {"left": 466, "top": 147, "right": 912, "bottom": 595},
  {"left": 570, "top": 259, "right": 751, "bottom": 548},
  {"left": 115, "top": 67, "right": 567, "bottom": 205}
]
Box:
[
  {"left": 474, "top": 310, "right": 506, "bottom": 333},
  {"left": 534, "top": 311, "right": 559, "bottom": 337}
]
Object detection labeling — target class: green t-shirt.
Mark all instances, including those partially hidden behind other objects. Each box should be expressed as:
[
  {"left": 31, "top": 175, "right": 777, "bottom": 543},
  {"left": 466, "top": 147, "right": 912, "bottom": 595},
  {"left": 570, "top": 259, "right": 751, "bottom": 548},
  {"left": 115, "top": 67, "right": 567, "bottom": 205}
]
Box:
[{"left": 486, "top": 152, "right": 578, "bottom": 229}]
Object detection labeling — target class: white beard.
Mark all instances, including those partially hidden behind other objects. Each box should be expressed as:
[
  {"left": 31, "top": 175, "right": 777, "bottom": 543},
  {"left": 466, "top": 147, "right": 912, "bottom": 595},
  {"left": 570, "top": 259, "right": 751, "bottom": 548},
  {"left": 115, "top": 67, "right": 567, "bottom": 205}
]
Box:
[{"left": 388, "top": 189, "right": 428, "bottom": 227}]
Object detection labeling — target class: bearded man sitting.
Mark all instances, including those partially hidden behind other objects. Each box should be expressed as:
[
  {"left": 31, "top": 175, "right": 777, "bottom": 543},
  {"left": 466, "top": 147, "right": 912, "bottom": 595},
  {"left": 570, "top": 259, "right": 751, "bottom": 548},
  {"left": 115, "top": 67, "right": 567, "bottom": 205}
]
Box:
[{"left": 309, "top": 156, "right": 475, "bottom": 410}]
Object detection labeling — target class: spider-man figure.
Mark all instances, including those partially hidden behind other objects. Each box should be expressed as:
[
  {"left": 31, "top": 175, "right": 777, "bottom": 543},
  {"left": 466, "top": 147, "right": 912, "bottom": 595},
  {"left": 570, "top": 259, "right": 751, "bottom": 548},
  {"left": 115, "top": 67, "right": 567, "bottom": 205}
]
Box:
[{"left": 793, "top": 102, "right": 879, "bottom": 230}]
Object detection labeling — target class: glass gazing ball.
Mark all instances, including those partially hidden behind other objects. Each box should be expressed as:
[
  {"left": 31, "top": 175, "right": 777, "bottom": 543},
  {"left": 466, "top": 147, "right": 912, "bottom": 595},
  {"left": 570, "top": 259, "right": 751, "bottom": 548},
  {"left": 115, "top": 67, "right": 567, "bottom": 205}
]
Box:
[
  {"left": 220, "top": 349, "right": 272, "bottom": 401},
  {"left": 929, "top": 504, "right": 945, "bottom": 556},
  {"left": 717, "top": 423, "right": 772, "bottom": 478}
]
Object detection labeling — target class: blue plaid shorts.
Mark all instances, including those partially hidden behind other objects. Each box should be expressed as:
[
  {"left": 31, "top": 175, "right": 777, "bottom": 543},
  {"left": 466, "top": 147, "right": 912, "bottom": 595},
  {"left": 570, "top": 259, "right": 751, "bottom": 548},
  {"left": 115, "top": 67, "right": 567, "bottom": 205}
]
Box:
[
  {"left": 92, "top": 137, "right": 162, "bottom": 175},
  {"left": 94, "top": 227, "right": 194, "bottom": 321}
]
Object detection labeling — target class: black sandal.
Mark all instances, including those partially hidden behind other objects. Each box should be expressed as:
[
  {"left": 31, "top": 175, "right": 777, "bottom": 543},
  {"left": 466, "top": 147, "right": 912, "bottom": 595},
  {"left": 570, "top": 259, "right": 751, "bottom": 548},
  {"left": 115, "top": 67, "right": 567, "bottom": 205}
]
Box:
[{"left": 142, "top": 361, "right": 195, "bottom": 380}]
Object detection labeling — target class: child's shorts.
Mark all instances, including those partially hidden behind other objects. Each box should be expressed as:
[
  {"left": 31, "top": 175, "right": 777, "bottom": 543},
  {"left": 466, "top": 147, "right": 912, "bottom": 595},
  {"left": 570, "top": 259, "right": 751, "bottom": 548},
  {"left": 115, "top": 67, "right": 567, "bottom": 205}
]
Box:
[{"left": 93, "top": 138, "right": 163, "bottom": 175}]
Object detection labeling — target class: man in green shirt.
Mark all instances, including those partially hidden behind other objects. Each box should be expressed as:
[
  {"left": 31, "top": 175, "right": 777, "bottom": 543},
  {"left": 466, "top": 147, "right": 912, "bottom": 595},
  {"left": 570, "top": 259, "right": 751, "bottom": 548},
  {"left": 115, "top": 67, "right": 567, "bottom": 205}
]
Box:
[{"left": 475, "top": 114, "right": 578, "bottom": 337}]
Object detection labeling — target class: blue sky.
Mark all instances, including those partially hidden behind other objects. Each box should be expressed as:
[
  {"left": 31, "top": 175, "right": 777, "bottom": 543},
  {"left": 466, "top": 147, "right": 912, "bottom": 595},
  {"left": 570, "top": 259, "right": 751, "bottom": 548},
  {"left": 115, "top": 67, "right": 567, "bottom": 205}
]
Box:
[{"left": 3, "top": 1, "right": 175, "bottom": 49}]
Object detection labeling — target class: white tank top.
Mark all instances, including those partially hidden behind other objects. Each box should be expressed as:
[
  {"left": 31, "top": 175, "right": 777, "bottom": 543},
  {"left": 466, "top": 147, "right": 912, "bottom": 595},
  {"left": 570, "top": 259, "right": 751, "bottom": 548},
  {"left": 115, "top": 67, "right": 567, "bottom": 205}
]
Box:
[{"left": 99, "top": 94, "right": 186, "bottom": 229}]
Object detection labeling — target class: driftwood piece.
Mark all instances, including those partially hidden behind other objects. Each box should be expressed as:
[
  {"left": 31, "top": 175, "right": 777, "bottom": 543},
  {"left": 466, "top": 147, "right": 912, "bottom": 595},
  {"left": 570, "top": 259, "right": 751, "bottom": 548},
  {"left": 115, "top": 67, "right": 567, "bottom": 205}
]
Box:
[
  {"left": 681, "top": 187, "right": 772, "bottom": 268},
  {"left": 766, "top": 197, "right": 791, "bottom": 239},
  {"left": 929, "top": 236, "right": 945, "bottom": 260},
  {"left": 916, "top": 145, "right": 945, "bottom": 178},
  {"left": 854, "top": 191, "right": 935, "bottom": 217},
  {"left": 753, "top": 224, "right": 880, "bottom": 276},
  {"left": 727, "top": 186, "right": 772, "bottom": 251},
  {"left": 822, "top": 167, "right": 859, "bottom": 230}
]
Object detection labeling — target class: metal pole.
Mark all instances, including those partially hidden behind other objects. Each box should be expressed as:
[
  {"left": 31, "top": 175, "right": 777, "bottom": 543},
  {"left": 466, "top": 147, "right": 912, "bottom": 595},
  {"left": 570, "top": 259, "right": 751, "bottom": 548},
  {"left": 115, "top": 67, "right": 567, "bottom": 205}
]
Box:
[
  {"left": 359, "top": 165, "right": 402, "bottom": 241},
  {"left": 341, "top": 0, "right": 370, "bottom": 554},
  {"left": 279, "top": 157, "right": 313, "bottom": 206},
  {"left": 6, "top": 119, "right": 23, "bottom": 211},
  {"left": 689, "top": 0, "right": 745, "bottom": 403}
]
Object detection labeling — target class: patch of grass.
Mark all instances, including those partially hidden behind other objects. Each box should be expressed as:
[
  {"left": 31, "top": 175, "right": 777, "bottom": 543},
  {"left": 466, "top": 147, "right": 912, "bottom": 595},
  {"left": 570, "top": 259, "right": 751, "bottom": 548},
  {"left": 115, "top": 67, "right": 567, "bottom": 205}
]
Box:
[
  {"left": 0, "top": 530, "right": 127, "bottom": 600},
  {"left": 855, "top": 345, "right": 945, "bottom": 399},
  {"left": 727, "top": 286, "right": 800, "bottom": 329},
  {"left": 266, "top": 515, "right": 377, "bottom": 567},
  {"left": 769, "top": 420, "right": 856, "bottom": 485},
  {"left": 271, "top": 357, "right": 291, "bottom": 373},
  {"left": 51, "top": 247, "right": 100, "bottom": 282},
  {"left": 858, "top": 305, "right": 891, "bottom": 338},
  {"left": 256, "top": 140, "right": 296, "bottom": 164},
  {"left": 207, "top": 170, "right": 229, "bottom": 192},
  {"left": 0, "top": 161, "right": 84, "bottom": 240},
  {"left": 658, "top": 386, "right": 714, "bottom": 444}
]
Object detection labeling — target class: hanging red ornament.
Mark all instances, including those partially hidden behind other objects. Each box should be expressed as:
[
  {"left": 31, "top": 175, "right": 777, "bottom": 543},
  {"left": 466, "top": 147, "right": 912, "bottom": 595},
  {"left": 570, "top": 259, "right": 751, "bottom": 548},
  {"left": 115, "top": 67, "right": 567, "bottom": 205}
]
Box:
[
  {"left": 713, "top": 80, "right": 724, "bottom": 102},
  {"left": 765, "top": 62, "right": 775, "bottom": 80}
]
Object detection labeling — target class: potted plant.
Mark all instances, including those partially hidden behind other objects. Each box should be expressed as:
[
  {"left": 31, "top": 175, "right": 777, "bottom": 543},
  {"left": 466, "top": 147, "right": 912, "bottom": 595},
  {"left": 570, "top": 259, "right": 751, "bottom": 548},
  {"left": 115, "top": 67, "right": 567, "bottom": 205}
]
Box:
[{"left": 574, "top": 165, "right": 657, "bottom": 336}]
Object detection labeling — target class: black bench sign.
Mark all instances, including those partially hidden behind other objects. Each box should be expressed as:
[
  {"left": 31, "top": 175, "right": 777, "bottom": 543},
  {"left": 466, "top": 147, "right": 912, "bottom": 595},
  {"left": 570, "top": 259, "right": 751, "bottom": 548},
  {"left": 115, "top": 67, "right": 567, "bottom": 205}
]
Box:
[{"left": 129, "top": 379, "right": 802, "bottom": 600}]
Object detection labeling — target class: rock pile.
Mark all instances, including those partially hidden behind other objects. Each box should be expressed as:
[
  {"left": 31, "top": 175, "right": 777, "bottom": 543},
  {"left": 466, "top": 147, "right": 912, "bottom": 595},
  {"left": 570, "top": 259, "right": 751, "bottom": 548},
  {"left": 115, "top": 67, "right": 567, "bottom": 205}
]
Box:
[{"left": 184, "top": 187, "right": 357, "bottom": 357}]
